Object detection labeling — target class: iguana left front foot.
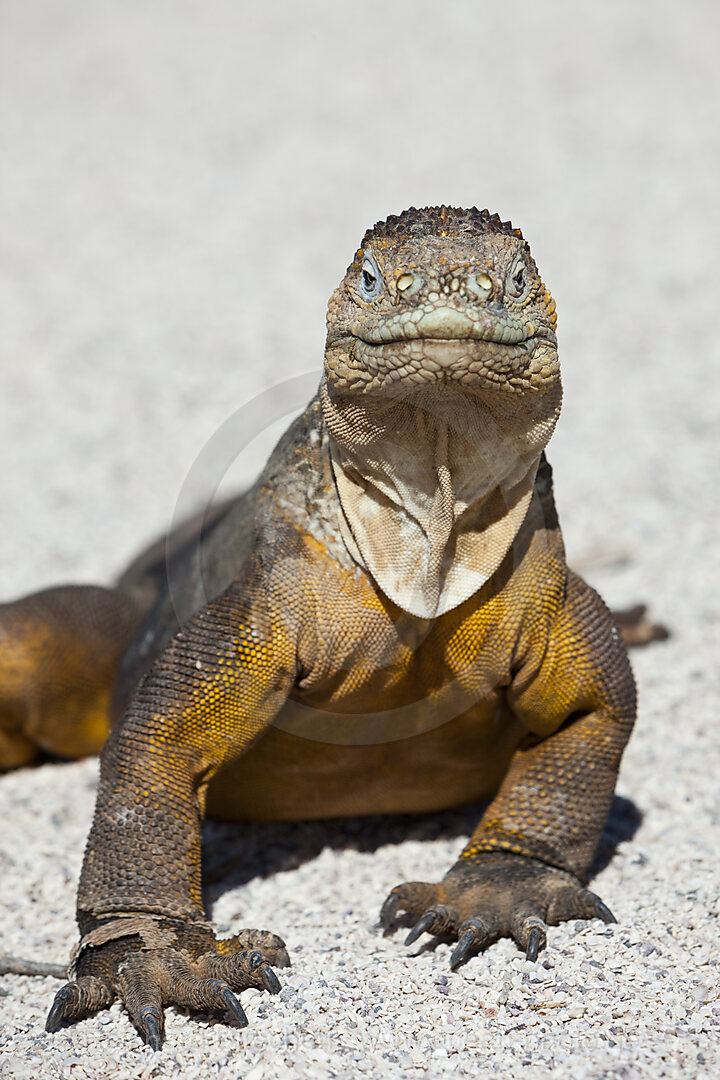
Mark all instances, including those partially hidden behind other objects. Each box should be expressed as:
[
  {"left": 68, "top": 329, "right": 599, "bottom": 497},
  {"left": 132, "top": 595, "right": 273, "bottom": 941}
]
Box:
[
  {"left": 380, "top": 852, "right": 615, "bottom": 967},
  {"left": 45, "top": 920, "right": 289, "bottom": 1049}
]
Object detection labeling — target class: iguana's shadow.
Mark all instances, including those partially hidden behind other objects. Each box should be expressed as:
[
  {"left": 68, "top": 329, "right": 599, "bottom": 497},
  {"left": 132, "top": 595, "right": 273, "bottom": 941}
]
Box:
[{"left": 202, "top": 794, "right": 642, "bottom": 907}]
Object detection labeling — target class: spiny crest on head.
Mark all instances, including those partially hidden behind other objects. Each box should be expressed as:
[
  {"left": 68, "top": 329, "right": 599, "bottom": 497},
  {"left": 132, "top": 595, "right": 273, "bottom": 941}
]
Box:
[
  {"left": 348, "top": 206, "right": 525, "bottom": 273},
  {"left": 361, "top": 206, "right": 523, "bottom": 249}
]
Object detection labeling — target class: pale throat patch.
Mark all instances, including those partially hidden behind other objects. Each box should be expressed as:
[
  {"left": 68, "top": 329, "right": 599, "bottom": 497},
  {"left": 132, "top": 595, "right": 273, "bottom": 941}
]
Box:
[{"left": 321, "top": 377, "right": 562, "bottom": 619}]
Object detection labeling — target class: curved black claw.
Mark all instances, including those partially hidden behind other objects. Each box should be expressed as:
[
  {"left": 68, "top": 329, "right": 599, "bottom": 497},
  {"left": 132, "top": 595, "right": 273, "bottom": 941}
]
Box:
[
  {"left": 593, "top": 899, "right": 617, "bottom": 924},
  {"left": 45, "top": 985, "right": 75, "bottom": 1032},
  {"left": 449, "top": 917, "right": 491, "bottom": 969},
  {"left": 246, "top": 948, "right": 281, "bottom": 993},
  {"left": 142, "top": 1011, "right": 163, "bottom": 1052},
  {"left": 450, "top": 928, "right": 476, "bottom": 970},
  {"left": 525, "top": 926, "right": 542, "bottom": 963},
  {"left": 405, "top": 911, "right": 437, "bottom": 947},
  {"left": 260, "top": 966, "right": 281, "bottom": 994},
  {"left": 221, "top": 987, "right": 248, "bottom": 1027}
]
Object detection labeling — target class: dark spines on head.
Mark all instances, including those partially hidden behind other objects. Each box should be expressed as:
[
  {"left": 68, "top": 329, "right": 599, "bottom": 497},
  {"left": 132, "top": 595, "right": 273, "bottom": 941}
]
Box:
[
  {"left": 362, "top": 206, "right": 523, "bottom": 249},
  {"left": 345, "top": 207, "right": 528, "bottom": 280}
]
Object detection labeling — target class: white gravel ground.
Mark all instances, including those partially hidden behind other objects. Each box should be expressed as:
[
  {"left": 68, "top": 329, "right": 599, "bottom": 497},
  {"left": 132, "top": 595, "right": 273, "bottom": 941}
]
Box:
[{"left": 1, "top": 2, "right": 719, "bottom": 1078}]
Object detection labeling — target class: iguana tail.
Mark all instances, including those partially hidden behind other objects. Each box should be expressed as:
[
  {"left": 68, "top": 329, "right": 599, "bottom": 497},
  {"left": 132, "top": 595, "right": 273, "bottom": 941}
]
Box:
[
  {"left": 0, "top": 583, "right": 149, "bottom": 769},
  {"left": 0, "top": 499, "right": 237, "bottom": 771}
]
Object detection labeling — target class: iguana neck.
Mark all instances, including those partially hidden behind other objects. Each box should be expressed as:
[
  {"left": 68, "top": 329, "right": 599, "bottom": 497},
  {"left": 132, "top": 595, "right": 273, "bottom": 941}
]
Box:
[{"left": 320, "top": 377, "right": 562, "bottom": 618}]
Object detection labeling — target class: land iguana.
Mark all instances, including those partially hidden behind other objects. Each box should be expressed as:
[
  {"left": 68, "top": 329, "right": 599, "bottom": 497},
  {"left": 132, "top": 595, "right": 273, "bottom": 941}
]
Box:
[{"left": 0, "top": 207, "right": 658, "bottom": 1049}]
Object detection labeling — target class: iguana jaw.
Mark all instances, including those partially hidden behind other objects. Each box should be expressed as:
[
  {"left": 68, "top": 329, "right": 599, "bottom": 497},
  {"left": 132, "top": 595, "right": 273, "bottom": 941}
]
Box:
[{"left": 341, "top": 332, "right": 559, "bottom": 393}]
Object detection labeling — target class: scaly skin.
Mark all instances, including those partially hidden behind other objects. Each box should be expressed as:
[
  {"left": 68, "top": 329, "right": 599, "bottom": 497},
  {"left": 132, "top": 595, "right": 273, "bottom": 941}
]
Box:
[
  {"left": 6, "top": 207, "right": 636, "bottom": 1049},
  {"left": 0, "top": 585, "right": 146, "bottom": 767}
]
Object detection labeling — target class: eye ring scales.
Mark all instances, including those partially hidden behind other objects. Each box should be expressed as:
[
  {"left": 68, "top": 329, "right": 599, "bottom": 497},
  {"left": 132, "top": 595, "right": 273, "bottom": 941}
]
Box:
[{"left": 359, "top": 252, "right": 382, "bottom": 301}]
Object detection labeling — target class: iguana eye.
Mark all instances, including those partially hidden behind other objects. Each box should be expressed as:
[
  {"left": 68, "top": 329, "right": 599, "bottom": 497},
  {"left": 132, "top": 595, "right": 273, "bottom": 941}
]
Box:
[
  {"left": 507, "top": 261, "right": 527, "bottom": 297},
  {"left": 359, "top": 254, "right": 382, "bottom": 301}
]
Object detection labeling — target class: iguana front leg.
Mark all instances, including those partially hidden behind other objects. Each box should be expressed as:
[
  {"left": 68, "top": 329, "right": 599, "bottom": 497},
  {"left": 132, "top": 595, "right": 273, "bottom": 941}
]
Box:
[
  {"left": 46, "top": 576, "right": 297, "bottom": 1048},
  {"left": 381, "top": 571, "right": 636, "bottom": 965}
]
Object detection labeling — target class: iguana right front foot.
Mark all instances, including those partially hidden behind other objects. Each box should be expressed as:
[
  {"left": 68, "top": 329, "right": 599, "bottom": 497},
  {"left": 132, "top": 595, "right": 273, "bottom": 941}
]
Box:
[
  {"left": 380, "top": 852, "right": 616, "bottom": 968},
  {"left": 45, "top": 918, "right": 289, "bottom": 1049}
]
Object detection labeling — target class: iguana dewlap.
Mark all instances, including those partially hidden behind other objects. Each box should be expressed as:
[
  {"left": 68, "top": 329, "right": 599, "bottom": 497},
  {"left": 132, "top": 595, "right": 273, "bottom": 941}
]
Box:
[{"left": 0, "top": 207, "right": 636, "bottom": 1050}]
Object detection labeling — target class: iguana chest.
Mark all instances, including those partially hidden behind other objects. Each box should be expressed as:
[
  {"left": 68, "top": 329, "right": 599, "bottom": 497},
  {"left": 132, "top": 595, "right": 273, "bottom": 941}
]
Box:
[{"left": 206, "top": 551, "right": 527, "bottom": 821}]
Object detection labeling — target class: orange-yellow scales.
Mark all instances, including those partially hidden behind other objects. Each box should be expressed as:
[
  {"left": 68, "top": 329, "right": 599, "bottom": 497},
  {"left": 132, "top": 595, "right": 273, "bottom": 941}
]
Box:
[{"left": 0, "top": 207, "right": 636, "bottom": 1050}]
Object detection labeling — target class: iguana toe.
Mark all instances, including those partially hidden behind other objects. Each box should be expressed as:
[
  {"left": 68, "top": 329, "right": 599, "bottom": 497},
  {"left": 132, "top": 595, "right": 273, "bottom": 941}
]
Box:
[
  {"left": 449, "top": 917, "right": 492, "bottom": 968},
  {"left": 405, "top": 909, "right": 447, "bottom": 946},
  {"left": 545, "top": 885, "right": 617, "bottom": 925},
  {"left": 45, "top": 985, "right": 77, "bottom": 1032},
  {"left": 379, "top": 881, "right": 439, "bottom": 933},
  {"left": 215, "top": 928, "right": 291, "bottom": 968},
  {"left": 45, "top": 975, "right": 113, "bottom": 1031}
]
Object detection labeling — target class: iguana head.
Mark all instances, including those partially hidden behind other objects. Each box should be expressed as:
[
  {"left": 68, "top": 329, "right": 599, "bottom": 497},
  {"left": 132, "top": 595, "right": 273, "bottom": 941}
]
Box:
[
  {"left": 324, "top": 206, "right": 559, "bottom": 396},
  {"left": 321, "top": 206, "right": 563, "bottom": 619}
]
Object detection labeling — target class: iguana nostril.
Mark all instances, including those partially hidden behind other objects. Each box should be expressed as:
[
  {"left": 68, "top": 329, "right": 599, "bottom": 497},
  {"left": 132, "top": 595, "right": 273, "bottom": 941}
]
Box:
[{"left": 466, "top": 272, "right": 493, "bottom": 300}]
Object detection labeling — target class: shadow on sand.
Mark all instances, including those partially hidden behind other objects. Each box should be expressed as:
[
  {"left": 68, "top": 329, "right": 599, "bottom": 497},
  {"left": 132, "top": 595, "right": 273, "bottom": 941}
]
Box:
[{"left": 202, "top": 793, "right": 643, "bottom": 908}]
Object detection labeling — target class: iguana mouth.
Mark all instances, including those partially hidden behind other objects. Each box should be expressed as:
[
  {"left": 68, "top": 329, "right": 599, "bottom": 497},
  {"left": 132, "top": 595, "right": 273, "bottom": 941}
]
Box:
[
  {"left": 344, "top": 332, "right": 559, "bottom": 390},
  {"left": 348, "top": 305, "right": 543, "bottom": 347},
  {"left": 351, "top": 333, "right": 538, "bottom": 350}
]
